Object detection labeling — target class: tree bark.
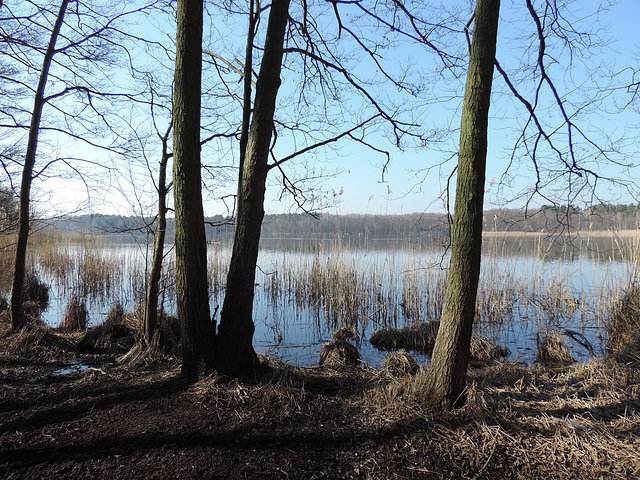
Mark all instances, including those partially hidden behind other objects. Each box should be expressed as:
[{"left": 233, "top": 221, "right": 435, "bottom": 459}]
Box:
[
  {"left": 214, "top": 0, "right": 290, "bottom": 378},
  {"left": 173, "top": 0, "right": 212, "bottom": 380},
  {"left": 144, "top": 127, "right": 171, "bottom": 345},
  {"left": 10, "top": 0, "right": 70, "bottom": 332},
  {"left": 425, "top": 0, "right": 500, "bottom": 408}
]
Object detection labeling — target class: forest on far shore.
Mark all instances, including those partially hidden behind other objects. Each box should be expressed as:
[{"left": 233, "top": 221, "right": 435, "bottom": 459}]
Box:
[{"left": 42, "top": 203, "right": 640, "bottom": 242}]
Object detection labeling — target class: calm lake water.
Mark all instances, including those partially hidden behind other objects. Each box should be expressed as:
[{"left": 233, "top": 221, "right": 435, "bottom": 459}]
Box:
[{"left": 35, "top": 233, "right": 638, "bottom": 367}]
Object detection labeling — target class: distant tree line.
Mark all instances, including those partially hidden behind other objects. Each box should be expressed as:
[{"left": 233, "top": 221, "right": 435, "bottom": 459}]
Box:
[
  {"left": 46, "top": 203, "right": 640, "bottom": 243},
  {"left": 486, "top": 204, "right": 640, "bottom": 233}
]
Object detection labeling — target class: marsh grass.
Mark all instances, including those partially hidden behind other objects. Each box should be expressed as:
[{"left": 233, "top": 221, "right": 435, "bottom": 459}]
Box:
[
  {"left": 363, "top": 360, "right": 640, "bottom": 477},
  {"left": 606, "top": 282, "right": 640, "bottom": 364},
  {"left": 38, "top": 241, "right": 76, "bottom": 284},
  {"left": 251, "top": 234, "right": 640, "bottom": 365},
  {"left": 536, "top": 329, "right": 576, "bottom": 367},
  {"left": 15, "top": 229, "right": 640, "bottom": 366},
  {"left": 78, "top": 249, "right": 124, "bottom": 298},
  {"left": 59, "top": 295, "right": 88, "bottom": 331}
]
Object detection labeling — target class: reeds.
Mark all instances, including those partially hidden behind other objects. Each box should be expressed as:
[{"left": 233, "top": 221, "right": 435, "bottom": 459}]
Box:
[
  {"left": 78, "top": 302, "right": 138, "bottom": 354},
  {"left": 606, "top": 282, "right": 640, "bottom": 364},
  {"left": 536, "top": 329, "right": 576, "bottom": 367},
  {"left": 59, "top": 295, "right": 88, "bottom": 331},
  {"left": 15, "top": 228, "right": 640, "bottom": 367}
]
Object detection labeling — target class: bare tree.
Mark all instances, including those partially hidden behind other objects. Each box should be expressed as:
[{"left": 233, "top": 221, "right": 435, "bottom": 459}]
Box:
[
  {"left": 422, "top": 0, "right": 637, "bottom": 407},
  {"left": 213, "top": 0, "right": 291, "bottom": 378},
  {"left": 424, "top": 0, "right": 500, "bottom": 407},
  {"left": 206, "top": 0, "right": 451, "bottom": 377},
  {"left": 9, "top": 0, "right": 71, "bottom": 331},
  {"left": 172, "top": 0, "right": 212, "bottom": 379},
  {"left": 1, "top": 0, "right": 165, "bottom": 331}
]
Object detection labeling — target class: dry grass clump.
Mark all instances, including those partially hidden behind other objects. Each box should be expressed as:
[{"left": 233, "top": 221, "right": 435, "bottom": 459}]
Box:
[
  {"left": 318, "top": 325, "right": 361, "bottom": 368},
  {"left": 536, "top": 329, "right": 576, "bottom": 367},
  {"left": 117, "top": 311, "right": 181, "bottom": 366},
  {"left": 370, "top": 321, "right": 440, "bottom": 353},
  {"left": 59, "top": 295, "right": 88, "bottom": 331},
  {"left": 370, "top": 321, "right": 509, "bottom": 364},
  {"left": 78, "top": 302, "right": 137, "bottom": 354},
  {"left": 156, "top": 312, "right": 181, "bottom": 354},
  {"left": 383, "top": 350, "right": 419, "bottom": 377},
  {"left": 319, "top": 340, "right": 360, "bottom": 367},
  {"left": 606, "top": 283, "right": 640, "bottom": 364},
  {"left": 332, "top": 325, "right": 356, "bottom": 342},
  {"left": 3, "top": 323, "right": 75, "bottom": 359},
  {"left": 469, "top": 336, "right": 511, "bottom": 365}
]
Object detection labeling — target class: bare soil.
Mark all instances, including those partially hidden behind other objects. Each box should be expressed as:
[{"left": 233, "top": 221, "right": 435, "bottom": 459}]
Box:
[{"left": 2, "top": 323, "right": 640, "bottom": 479}]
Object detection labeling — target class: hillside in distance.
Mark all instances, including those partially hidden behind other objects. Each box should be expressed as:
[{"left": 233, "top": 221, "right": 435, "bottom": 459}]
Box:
[{"left": 46, "top": 203, "right": 640, "bottom": 242}]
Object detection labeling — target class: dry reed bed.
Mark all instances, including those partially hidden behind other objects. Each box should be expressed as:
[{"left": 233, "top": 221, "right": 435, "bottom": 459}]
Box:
[
  {"left": 366, "top": 360, "right": 640, "bottom": 478},
  {"left": 187, "top": 357, "right": 640, "bottom": 478}
]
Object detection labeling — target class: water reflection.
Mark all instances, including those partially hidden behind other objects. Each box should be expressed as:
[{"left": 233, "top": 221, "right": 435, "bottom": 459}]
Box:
[{"left": 20, "top": 232, "right": 640, "bottom": 367}]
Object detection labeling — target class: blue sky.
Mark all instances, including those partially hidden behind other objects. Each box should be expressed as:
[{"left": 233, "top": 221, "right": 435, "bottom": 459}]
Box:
[
  {"left": 286, "top": 0, "right": 640, "bottom": 216},
  {"left": 23, "top": 0, "right": 640, "bottom": 217}
]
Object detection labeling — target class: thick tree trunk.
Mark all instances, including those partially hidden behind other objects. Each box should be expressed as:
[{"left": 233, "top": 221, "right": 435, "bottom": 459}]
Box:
[
  {"left": 10, "top": 0, "right": 70, "bottom": 332},
  {"left": 214, "top": 0, "right": 290, "bottom": 378},
  {"left": 144, "top": 131, "right": 171, "bottom": 344},
  {"left": 173, "top": 0, "right": 212, "bottom": 380},
  {"left": 425, "top": 0, "right": 500, "bottom": 408}
]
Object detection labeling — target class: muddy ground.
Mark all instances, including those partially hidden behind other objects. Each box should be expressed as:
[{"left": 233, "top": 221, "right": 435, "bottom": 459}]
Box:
[{"left": 2, "top": 325, "right": 640, "bottom": 479}]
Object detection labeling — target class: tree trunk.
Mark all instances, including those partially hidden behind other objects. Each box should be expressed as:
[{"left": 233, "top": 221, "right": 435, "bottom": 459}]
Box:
[
  {"left": 173, "top": 0, "right": 212, "bottom": 380},
  {"left": 214, "top": 0, "right": 290, "bottom": 378},
  {"left": 10, "top": 0, "right": 70, "bottom": 332},
  {"left": 425, "top": 0, "right": 500, "bottom": 408},
  {"left": 144, "top": 128, "right": 171, "bottom": 345}
]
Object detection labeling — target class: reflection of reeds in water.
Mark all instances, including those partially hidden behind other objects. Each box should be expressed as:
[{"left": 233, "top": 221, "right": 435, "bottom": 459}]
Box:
[
  {"left": 79, "top": 250, "right": 123, "bottom": 298},
  {"left": 207, "top": 245, "right": 231, "bottom": 299},
  {"left": 38, "top": 242, "right": 76, "bottom": 284},
  {"left": 17, "top": 229, "right": 640, "bottom": 365}
]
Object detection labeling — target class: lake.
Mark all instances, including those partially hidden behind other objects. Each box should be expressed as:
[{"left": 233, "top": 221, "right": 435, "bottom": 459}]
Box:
[{"left": 31, "top": 231, "right": 639, "bottom": 367}]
